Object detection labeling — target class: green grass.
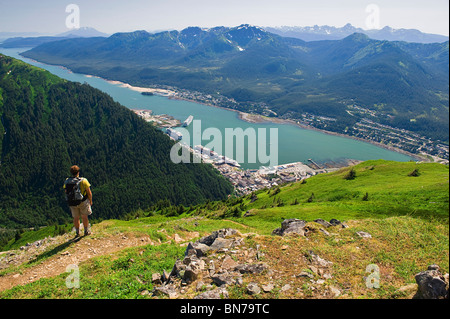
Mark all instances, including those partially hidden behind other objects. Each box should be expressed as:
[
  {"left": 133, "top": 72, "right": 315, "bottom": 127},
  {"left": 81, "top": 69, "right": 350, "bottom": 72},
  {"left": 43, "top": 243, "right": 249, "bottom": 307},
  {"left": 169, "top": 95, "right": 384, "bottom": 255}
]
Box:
[
  {"left": 0, "top": 244, "right": 184, "bottom": 299},
  {"left": 185, "top": 160, "right": 448, "bottom": 236},
  {"left": 0, "top": 160, "right": 448, "bottom": 299},
  {"left": 2, "top": 224, "right": 71, "bottom": 252}
]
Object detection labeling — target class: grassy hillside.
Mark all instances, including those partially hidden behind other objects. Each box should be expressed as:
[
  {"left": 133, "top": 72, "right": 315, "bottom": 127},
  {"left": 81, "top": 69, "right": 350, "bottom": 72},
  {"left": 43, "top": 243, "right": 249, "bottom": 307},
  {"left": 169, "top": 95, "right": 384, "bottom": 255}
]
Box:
[
  {"left": 240, "top": 160, "right": 449, "bottom": 229},
  {"left": 0, "top": 160, "right": 447, "bottom": 299}
]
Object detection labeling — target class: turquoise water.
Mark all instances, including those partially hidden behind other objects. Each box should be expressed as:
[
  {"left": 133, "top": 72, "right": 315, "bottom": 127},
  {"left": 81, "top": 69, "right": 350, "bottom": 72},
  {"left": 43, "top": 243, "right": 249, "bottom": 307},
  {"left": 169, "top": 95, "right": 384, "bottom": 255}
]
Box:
[{"left": 0, "top": 48, "right": 413, "bottom": 169}]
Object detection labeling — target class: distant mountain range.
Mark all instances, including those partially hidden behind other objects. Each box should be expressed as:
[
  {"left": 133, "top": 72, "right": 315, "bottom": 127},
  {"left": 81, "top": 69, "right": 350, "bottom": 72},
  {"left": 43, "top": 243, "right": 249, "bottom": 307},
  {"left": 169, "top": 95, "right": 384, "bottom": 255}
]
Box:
[
  {"left": 265, "top": 24, "right": 449, "bottom": 43},
  {"left": 0, "top": 27, "right": 109, "bottom": 48},
  {"left": 21, "top": 24, "right": 449, "bottom": 142},
  {"left": 56, "top": 27, "right": 110, "bottom": 38}
]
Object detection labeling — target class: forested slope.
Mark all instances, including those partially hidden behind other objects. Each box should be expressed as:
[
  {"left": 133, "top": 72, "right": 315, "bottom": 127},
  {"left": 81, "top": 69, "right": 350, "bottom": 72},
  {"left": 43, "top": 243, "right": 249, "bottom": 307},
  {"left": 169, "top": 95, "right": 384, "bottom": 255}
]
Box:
[{"left": 0, "top": 55, "right": 233, "bottom": 229}]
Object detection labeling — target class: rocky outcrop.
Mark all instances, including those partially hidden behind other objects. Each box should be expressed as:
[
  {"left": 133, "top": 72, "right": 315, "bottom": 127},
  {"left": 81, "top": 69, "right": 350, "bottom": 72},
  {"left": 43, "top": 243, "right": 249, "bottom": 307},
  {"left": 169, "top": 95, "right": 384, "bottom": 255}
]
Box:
[
  {"left": 272, "top": 219, "right": 307, "bottom": 236},
  {"left": 151, "top": 228, "right": 269, "bottom": 299},
  {"left": 272, "top": 218, "right": 348, "bottom": 237},
  {"left": 415, "top": 265, "right": 449, "bottom": 299}
]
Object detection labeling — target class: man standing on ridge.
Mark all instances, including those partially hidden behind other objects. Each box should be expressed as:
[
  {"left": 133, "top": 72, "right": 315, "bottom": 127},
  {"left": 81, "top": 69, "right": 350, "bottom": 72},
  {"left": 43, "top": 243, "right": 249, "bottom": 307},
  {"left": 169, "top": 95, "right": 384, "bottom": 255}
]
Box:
[{"left": 63, "top": 165, "right": 93, "bottom": 237}]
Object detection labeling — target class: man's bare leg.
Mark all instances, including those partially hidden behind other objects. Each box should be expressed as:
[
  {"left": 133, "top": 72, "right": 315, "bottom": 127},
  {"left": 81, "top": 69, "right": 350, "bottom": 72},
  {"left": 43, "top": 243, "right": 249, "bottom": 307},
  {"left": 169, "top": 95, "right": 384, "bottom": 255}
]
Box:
[
  {"left": 73, "top": 217, "right": 80, "bottom": 237},
  {"left": 82, "top": 215, "right": 90, "bottom": 235}
]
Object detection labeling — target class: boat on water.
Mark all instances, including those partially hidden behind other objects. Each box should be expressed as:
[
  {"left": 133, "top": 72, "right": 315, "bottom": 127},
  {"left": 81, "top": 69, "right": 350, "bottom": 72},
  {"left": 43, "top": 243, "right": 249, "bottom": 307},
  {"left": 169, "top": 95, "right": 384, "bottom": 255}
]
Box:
[
  {"left": 182, "top": 115, "right": 194, "bottom": 127},
  {"left": 166, "top": 128, "right": 183, "bottom": 141}
]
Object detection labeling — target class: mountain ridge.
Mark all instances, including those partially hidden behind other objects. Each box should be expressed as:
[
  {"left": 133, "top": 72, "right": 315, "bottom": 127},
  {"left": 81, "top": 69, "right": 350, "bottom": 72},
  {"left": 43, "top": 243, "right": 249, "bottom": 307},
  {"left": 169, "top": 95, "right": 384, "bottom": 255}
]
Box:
[
  {"left": 21, "top": 25, "right": 449, "bottom": 143},
  {"left": 266, "top": 23, "right": 449, "bottom": 43}
]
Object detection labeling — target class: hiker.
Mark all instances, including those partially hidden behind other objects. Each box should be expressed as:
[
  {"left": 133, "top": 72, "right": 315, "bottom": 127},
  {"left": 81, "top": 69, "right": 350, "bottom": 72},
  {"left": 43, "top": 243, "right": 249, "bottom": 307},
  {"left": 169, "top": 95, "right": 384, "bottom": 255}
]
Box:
[{"left": 63, "top": 165, "right": 93, "bottom": 237}]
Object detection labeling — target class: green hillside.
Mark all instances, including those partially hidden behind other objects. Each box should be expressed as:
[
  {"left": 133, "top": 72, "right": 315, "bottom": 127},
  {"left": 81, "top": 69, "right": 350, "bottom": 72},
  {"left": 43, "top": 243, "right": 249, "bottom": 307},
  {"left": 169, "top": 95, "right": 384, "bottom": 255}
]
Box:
[
  {"left": 0, "top": 55, "right": 233, "bottom": 230},
  {"left": 238, "top": 160, "right": 448, "bottom": 232},
  {"left": 172, "top": 160, "right": 448, "bottom": 234},
  {"left": 0, "top": 160, "right": 448, "bottom": 299}
]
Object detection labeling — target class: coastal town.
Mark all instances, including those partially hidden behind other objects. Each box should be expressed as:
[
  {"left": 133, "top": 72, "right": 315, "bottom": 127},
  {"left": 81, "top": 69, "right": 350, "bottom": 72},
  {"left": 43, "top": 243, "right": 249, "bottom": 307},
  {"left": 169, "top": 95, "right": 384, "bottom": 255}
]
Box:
[
  {"left": 212, "top": 161, "right": 350, "bottom": 196},
  {"left": 132, "top": 109, "right": 356, "bottom": 195},
  {"left": 188, "top": 143, "right": 355, "bottom": 195}
]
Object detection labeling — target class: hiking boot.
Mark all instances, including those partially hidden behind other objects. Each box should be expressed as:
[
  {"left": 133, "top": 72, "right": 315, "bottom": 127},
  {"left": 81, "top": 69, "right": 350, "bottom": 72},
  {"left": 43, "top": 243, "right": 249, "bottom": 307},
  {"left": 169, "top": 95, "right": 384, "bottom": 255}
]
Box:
[
  {"left": 75, "top": 229, "right": 80, "bottom": 238},
  {"left": 84, "top": 228, "right": 91, "bottom": 236}
]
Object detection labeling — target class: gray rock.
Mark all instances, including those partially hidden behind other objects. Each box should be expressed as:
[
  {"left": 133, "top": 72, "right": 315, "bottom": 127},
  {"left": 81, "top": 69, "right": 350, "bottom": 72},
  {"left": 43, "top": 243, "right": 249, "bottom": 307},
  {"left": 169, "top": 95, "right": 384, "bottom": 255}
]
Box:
[
  {"left": 221, "top": 255, "right": 239, "bottom": 270},
  {"left": 281, "top": 284, "right": 291, "bottom": 292},
  {"left": 262, "top": 283, "right": 275, "bottom": 292},
  {"left": 235, "top": 263, "right": 268, "bottom": 274},
  {"left": 415, "top": 265, "right": 448, "bottom": 299},
  {"left": 153, "top": 285, "right": 178, "bottom": 299},
  {"left": 211, "top": 272, "right": 235, "bottom": 286},
  {"left": 193, "top": 243, "right": 211, "bottom": 257},
  {"left": 152, "top": 273, "right": 162, "bottom": 285},
  {"left": 196, "top": 281, "right": 206, "bottom": 291},
  {"left": 169, "top": 259, "right": 186, "bottom": 278},
  {"left": 182, "top": 255, "right": 196, "bottom": 266},
  {"left": 297, "top": 271, "right": 314, "bottom": 279},
  {"left": 183, "top": 266, "right": 199, "bottom": 284},
  {"left": 210, "top": 238, "right": 234, "bottom": 251},
  {"left": 307, "top": 251, "right": 333, "bottom": 268},
  {"left": 330, "top": 286, "right": 341, "bottom": 298},
  {"left": 161, "top": 269, "right": 170, "bottom": 283},
  {"left": 282, "top": 219, "right": 306, "bottom": 230},
  {"left": 428, "top": 264, "right": 440, "bottom": 271},
  {"left": 197, "top": 233, "right": 218, "bottom": 246},
  {"left": 271, "top": 228, "right": 284, "bottom": 236},
  {"left": 184, "top": 242, "right": 197, "bottom": 257},
  {"left": 273, "top": 219, "right": 307, "bottom": 236},
  {"left": 329, "top": 219, "right": 342, "bottom": 226},
  {"left": 314, "top": 219, "right": 332, "bottom": 228},
  {"left": 356, "top": 231, "right": 372, "bottom": 239},
  {"left": 284, "top": 224, "right": 307, "bottom": 236},
  {"left": 194, "top": 287, "right": 229, "bottom": 299},
  {"left": 197, "top": 228, "right": 240, "bottom": 246},
  {"left": 247, "top": 283, "right": 261, "bottom": 295}
]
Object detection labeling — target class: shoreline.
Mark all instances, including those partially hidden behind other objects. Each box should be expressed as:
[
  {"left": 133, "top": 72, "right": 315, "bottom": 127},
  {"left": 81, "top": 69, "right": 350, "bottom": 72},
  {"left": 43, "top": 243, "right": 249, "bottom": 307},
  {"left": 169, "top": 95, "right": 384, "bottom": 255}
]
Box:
[
  {"left": 235, "top": 111, "right": 424, "bottom": 162},
  {"left": 105, "top": 79, "right": 176, "bottom": 96},
  {"left": 77, "top": 75, "right": 428, "bottom": 162},
  {"left": 169, "top": 95, "right": 424, "bottom": 162}
]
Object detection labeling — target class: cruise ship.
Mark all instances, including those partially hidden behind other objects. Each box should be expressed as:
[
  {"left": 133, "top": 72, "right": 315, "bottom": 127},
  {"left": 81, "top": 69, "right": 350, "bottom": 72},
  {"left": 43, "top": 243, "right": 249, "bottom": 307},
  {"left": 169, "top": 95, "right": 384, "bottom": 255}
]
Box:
[
  {"left": 182, "top": 115, "right": 194, "bottom": 127},
  {"left": 194, "top": 145, "right": 240, "bottom": 167},
  {"left": 166, "top": 128, "right": 183, "bottom": 141}
]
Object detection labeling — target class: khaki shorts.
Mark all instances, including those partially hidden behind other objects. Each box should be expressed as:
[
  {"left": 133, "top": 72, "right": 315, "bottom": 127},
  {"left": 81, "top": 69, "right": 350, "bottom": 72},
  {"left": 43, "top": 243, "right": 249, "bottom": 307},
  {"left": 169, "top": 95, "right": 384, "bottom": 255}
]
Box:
[{"left": 70, "top": 200, "right": 92, "bottom": 219}]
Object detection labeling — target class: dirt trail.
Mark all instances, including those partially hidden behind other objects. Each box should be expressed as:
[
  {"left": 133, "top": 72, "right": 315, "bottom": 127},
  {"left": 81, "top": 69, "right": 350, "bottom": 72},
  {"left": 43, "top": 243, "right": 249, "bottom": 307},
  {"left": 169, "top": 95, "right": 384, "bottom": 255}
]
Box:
[{"left": 0, "top": 231, "right": 154, "bottom": 292}]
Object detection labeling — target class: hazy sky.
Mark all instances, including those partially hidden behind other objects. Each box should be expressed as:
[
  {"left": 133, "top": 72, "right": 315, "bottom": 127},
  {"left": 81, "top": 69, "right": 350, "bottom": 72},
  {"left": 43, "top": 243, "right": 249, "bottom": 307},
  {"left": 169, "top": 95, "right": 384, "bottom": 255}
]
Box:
[{"left": 0, "top": 0, "right": 448, "bottom": 36}]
